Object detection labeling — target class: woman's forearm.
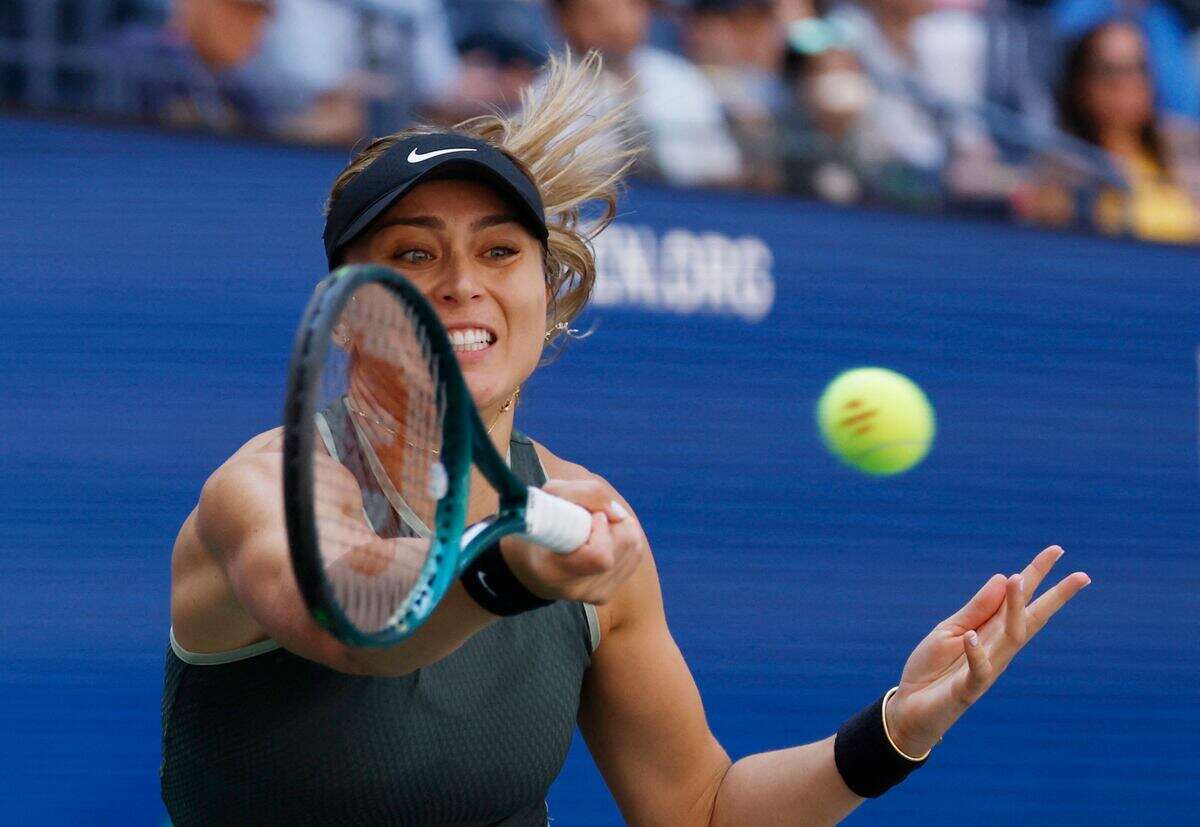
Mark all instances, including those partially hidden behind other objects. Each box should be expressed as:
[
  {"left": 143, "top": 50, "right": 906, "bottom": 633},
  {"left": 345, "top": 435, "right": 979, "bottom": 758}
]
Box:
[
  {"left": 340, "top": 582, "right": 498, "bottom": 676},
  {"left": 708, "top": 735, "right": 865, "bottom": 827}
]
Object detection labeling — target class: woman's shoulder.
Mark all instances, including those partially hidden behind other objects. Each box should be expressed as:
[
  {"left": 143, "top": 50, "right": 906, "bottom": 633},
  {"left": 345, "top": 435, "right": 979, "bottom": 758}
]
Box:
[
  {"left": 232, "top": 426, "right": 286, "bottom": 458},
  {"left": 529, "top": 438, "right": 603, "bottom": 486},
  {"left": 190, "top": 427, "right": 291, "bottom": 556},
  {"left": 201, "top": 427, "right": 287, "bottom": 491}
]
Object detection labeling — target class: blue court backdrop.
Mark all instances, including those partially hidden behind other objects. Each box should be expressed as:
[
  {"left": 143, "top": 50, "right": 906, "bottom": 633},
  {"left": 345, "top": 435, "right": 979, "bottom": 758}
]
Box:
[{"left": 1, "top": 114, "right": 1197, "bottom": 824}]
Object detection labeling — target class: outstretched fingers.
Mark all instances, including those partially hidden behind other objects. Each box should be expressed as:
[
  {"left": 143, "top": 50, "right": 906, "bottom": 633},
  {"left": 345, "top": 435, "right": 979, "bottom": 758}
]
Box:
[
  {"left": 1026, "top": 571, "right": 1092, "bottom": 637},
  {"left": 971, "top": 546, "right": 1069, "bottom": 643},
  {"left": 939, "top": 548, "right": 1090, "bottom": 711}
]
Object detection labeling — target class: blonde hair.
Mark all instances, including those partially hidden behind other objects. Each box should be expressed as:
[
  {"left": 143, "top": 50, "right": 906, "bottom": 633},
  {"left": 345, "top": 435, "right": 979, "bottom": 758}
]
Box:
[{"left": 326, "top": 50, "right": 641, "bottom": 347}]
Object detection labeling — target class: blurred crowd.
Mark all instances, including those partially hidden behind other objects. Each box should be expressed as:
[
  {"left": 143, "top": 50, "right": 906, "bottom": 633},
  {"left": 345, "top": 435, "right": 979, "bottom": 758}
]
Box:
[{"left": 4, "top": 0, "right": 1200, "bottom": 244}]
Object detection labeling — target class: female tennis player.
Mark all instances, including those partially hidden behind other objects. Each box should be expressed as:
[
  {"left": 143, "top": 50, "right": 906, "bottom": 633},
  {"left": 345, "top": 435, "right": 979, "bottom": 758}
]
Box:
[{"left": 163, "top": 52, "right": 1091, "bottom": 825}]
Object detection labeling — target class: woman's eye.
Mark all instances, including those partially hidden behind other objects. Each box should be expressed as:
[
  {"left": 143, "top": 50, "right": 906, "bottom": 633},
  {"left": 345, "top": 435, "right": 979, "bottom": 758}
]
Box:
[
  {"left": 396, "top": 249, "right": 432, "bottom": 264},
  {"left": 486, "top": 246, "right": 517, "bottom": 260}
]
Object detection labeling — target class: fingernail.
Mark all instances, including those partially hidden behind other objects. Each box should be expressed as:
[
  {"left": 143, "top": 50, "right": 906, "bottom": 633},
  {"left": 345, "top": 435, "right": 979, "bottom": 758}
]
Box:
[
  {"left": 967, "top": 630, "right": 979, "bottom": 647},
  {"left": 1053, "top": 547, "right": 1065, "bottom": 561},
  {"left": 610, "top": 500, "right": 630, "bottom": 521},
  {"left": 1082, "top": 576, "right": 1092, "bottom": 587}
]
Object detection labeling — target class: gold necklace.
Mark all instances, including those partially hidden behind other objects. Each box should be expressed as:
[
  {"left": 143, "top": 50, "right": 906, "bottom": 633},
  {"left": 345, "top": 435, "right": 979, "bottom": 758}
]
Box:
[{"left": 345, "top": 388, "right": 520, "bottom": 452}]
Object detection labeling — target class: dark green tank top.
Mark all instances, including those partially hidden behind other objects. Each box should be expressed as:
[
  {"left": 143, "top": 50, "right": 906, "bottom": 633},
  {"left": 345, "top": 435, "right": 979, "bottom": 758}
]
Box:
[{"left": 161, "top": 425, "right": 597, "bottom": 826}]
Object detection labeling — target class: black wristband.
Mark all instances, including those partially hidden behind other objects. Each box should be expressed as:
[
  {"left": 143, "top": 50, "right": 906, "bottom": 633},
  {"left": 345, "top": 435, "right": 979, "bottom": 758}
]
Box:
[
  {"left": 459, "top": 543, "right": 554, "bottom": 617},
  {"left": 834, "top": 690, "right": 930, "bottom": 798}
]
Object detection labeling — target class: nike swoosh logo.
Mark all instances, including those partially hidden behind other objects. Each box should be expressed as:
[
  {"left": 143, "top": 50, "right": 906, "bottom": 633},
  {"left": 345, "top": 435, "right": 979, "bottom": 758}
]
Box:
[
  {"left": 407, "top": 147, "right": 478, "bottom": 163},
  {"left": 476, "top": 570, "right": 497, "bottom": 597}
]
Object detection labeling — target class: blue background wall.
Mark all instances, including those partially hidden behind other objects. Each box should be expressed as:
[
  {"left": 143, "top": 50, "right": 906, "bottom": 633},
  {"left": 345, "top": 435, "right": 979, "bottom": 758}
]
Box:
[{"left": 1, "top": 115, "right": 1197, "bottom": 824}]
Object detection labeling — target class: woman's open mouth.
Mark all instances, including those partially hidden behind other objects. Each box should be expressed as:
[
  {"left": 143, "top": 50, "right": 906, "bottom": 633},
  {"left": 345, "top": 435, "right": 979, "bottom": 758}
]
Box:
[{"left": 448, "top": 327, "right": 496, "bottom": 354}]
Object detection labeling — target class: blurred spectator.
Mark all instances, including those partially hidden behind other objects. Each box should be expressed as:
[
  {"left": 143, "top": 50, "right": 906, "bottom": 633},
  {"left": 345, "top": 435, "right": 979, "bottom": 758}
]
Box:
[
  {"left": 7, "top": 0, "right": 1200, "bottom": 247},
  {"left": 454, "top": 37, "right": 541, "bottom": 117},
  {"left": 0, "top": 0, "right": 167, "bottom": 109},
  {"left": 127, "top": 0, "right": 465, "bottom": 143},
  {"left": 548, "top": 0, "right": 744, "bottom": 186},
  {"left": 683, "top": 0, "right": 797, "bottom": 189},
  {"left": 979, "top": 1, "right": 1058, "bottom": 130},
  {"left": 779, "top": 17, "right": 915, "bottom": 205},
  {"left": 808, "top": 1, "right": 980, "bottom": 206},
  {"left": 779, "top": 21, "right": 867, "bottom": 204},
  {"left": 821, "top": 0, "right": 1045, "bottom": 209},
  {"left": 1051, "top": 0, "right": 1200, "bottom": 121},
  {"left": 448, "top": 0, "right": 550, "bottom": 115},
  {"left": 1019, "top": 20, "right": 1200, "bottom": 242}
]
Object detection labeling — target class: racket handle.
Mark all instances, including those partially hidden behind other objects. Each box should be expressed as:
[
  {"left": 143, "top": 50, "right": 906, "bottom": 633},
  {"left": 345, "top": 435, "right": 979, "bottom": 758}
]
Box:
[{"left": 522, "top": 487, "right": 593, "bottom": 553}]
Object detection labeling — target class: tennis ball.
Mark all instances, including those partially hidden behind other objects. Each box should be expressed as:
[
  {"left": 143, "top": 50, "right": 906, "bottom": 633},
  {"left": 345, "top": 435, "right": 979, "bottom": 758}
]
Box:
[{"left": 816, "top": 367, "right": 935, "bottom": 476}]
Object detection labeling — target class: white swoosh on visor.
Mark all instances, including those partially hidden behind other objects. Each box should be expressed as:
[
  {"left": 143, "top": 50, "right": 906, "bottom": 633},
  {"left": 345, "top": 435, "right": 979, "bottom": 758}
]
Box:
[{"left": 407, "top": 147, "right": 479, "bottom": 163}]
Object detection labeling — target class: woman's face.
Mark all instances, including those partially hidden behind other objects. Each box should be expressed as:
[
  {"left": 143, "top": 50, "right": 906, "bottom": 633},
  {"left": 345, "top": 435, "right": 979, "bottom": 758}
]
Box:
[
  {"left": 555, "top": 0, "right": 650, "bottom": 63},
  {"left": 344, "top": 178, "right": 547, "bottom": 414},
  {"left": 1080, "top": 23, "right": 1153, "bottom": 135},
  {"left": 805, "top": 49, "right": 872, "bottom": 137}
]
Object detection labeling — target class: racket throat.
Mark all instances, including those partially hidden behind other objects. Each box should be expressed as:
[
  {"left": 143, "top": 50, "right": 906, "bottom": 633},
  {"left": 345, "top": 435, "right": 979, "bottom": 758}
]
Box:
[
  {"left": 460, "top": 519, "right": 497, "bottom": 552},
  {"left": 458, "top": 513, "right": 519, "bottom": 573}
]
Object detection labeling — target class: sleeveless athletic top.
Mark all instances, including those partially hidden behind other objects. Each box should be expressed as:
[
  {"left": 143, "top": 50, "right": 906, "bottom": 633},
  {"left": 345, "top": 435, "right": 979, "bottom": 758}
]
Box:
[{"left": 161, "top": 406, "right": 600, "bottom": 826}]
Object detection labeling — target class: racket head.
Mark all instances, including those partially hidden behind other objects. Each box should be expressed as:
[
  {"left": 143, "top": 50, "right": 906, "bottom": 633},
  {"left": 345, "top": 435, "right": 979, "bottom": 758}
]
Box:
[{"left": 283, "top": 264, "right": 472, "bottom": 646}]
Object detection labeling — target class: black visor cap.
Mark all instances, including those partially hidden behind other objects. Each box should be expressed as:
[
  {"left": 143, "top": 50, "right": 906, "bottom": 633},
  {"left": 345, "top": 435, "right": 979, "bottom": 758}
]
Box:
[{"left": 323, "top": 133, "right": 548, "bottom": 268}]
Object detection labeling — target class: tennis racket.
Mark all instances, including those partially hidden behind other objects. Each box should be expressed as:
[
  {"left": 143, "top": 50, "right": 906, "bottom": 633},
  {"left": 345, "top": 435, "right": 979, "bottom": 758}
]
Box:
[{"left": 282, "top": 264, "right": 592, "bottom": 647}]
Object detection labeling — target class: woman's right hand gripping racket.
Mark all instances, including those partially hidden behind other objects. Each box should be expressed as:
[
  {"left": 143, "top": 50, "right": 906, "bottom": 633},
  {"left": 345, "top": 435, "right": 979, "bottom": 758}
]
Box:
[{"left": 282, "top": 264, "right": 593, "bottom": 647}]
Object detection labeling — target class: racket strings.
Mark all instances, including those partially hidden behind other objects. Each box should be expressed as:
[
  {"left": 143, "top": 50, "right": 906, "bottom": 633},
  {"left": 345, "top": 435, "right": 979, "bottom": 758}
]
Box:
[
  {"left": 325, "top": 537, "right": 431, "bottom": 633},
  {"left": 356, "top": 292, "right": 444, "bottom": 527},
  {"left": 310, "top": 479, "right": 423, "bottom": 630},
  {"left": 312, "top": 284, "right": 447, "bottom": 633}
]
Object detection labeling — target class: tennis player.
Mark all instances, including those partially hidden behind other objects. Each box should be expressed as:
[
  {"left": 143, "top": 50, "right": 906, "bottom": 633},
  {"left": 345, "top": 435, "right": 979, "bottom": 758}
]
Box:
[{"left": 162, "top": 52, "right": 1091, "bottom": 825}]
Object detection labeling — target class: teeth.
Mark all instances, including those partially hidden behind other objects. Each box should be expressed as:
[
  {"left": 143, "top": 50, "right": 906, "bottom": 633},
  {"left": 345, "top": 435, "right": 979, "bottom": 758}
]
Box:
[{"left": 449, "top": 328, "right": 494, "bottom": 351}]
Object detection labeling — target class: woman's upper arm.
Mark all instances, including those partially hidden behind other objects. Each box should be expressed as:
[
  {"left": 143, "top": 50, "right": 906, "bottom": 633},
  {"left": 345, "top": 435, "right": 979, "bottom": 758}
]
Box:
[
  {"left": 578, "top": 548, "right": 732, "bottom": 826},
  {"left": 193, "top": 453, "right": 357, "bottom": 672}
]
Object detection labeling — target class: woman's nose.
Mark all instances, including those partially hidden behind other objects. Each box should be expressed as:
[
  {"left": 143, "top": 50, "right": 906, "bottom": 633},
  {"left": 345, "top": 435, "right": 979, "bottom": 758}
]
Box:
[{"left": 431, "top": 258, "right": 484, "bottom": 305}]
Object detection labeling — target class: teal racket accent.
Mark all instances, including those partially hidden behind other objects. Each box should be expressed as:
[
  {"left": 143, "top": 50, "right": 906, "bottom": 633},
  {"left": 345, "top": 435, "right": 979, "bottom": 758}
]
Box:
[{"left": 283, "top": 264, "right": 591, "bottom": 648}]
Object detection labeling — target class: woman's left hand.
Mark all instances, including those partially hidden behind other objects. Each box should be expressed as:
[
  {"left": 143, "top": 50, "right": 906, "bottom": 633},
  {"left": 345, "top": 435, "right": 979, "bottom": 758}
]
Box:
[{"left": 884, "top": 545, "right": 1091, "bottom": 757}]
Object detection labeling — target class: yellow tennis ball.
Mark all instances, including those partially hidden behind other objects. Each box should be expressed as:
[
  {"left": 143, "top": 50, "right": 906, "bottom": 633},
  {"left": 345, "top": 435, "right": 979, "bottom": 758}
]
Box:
[{"left": 816, "top": 367, "right": 935, "bottom": 476}]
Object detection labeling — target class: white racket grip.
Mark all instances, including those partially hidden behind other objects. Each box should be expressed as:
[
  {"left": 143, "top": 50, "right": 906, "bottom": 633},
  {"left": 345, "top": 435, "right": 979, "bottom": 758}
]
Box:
[{"left": 522, "top": 487, "right": 593, "bottom": 553}]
